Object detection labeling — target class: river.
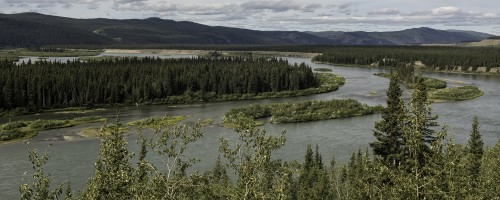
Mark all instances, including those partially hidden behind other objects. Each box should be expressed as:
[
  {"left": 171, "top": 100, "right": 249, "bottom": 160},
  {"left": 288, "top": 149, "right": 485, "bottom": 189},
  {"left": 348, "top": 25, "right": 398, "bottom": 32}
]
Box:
[{"left": 1, "top": 55, "right": 499, "bottom": 198}]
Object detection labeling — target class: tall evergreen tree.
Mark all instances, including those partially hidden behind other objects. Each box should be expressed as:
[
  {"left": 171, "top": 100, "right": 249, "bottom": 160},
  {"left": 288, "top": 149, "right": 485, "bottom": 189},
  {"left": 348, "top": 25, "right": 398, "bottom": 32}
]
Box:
[
  {"left": 297, "top": 144, "right": 330, "bottom": 200},
  {"left": 370, "top": 74, "right": 406, "bottom": 167},
  {"left": 466, "top": 116, "right": 483, "bottom": 189},
  {"left": 412, "top": 76, "right": 438, "bottom": 144}
]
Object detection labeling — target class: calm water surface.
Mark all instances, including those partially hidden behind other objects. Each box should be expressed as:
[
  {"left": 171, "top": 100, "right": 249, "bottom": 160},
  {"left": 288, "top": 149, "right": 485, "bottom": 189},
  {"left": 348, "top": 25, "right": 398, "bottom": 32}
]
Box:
[{"left": 1, "top": 55, "right": 499, "bottom": 198}]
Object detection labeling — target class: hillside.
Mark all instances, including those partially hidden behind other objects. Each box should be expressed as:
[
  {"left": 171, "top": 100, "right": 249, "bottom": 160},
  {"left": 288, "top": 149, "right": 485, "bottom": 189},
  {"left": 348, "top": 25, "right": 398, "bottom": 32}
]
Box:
[
  {"left": 462, "top": 38, "right": 500, "bottom": 47},
  {"left": 308, "top": 27, "right": 493, "bottom": 45},
  {"left": 0, "top": 13, "right": 334, "bottom": 47},
  {"left": 0, "top": 12, "right": 494, "bottom": 47}
]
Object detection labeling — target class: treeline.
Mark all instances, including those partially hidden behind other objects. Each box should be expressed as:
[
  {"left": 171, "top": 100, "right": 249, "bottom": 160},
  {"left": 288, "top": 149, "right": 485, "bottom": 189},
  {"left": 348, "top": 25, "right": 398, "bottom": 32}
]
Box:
[
  {"left": 313, "top": 46, "right": 500, "bottom": 70},
  {"left": 0, "top": 57, "right": 317, "bottom": 112},
  {"left": 26, "top": 47, "right": 66, "bottom": 52},
  {"left": 19, "top": 76, "right": 500, "bottom": 199},
  {"left": 47, "top": 44, "right": 337, "bottom": 53}
]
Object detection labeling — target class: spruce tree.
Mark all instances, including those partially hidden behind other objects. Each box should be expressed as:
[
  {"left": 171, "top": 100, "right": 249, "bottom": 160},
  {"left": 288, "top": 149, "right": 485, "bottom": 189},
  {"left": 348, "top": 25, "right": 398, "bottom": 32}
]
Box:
[
  {"left": 297, "top": 144, "right": 330, "bottom": 200},
  {"left": 412, "top": 76, "right": 438, "bottom": 144},
  {"left": 370, "top": 74, "right": 405, "bottom": 167},
  {"left": 404, "top": 77, "right": 437, "bottom": 166},
  {"left": 466, "top": 116, "right": 483, "bottom": 188}
]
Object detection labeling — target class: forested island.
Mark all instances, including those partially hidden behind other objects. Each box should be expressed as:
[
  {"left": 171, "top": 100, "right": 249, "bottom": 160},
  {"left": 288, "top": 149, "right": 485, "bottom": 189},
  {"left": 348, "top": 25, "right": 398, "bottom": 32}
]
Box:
[
  {"left": 222, "top": 99, "right": 383, "bottom": 126},
  {"left": 0, "top": 57, "right": 346, "bottom": 116},
  {"left": 374, "top": 71, "right": 483, "bottom": 102}
]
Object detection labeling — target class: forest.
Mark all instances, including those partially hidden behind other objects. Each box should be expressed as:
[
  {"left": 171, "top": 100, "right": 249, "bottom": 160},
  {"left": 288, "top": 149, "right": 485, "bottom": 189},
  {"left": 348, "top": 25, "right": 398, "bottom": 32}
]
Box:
[
  {"left": 313, "top": 46, "right": 500, "bottom": 71},
  {"left": 0, "top": 57, "right": 318, "bottom": 114},
  {"left": 18, "top": 74, "right": 500, "bottom": 199}
]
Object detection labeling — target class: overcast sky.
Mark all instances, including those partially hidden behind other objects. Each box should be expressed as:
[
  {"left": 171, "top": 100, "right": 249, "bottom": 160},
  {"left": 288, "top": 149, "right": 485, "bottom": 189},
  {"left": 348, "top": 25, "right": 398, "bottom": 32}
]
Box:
[{"left": 1, "top": 0, "right": 499, "bottom": 34}]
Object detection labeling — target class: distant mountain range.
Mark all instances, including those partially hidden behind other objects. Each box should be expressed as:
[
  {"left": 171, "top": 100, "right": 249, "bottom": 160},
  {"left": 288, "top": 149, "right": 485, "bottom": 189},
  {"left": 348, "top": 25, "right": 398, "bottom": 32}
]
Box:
[{"left": 0, "top": 12, "right": 495, "bottom": 47}]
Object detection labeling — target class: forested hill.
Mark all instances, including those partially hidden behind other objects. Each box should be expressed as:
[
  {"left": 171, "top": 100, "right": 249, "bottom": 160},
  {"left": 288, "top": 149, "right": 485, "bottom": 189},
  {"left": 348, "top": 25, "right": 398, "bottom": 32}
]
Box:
[
  {"left": 308, "top": 27, "right": 494, "bottom": 45},
  {"left": 0, "top": 12, "right": 334, "bottom": 47},
  {"left": 0, "top": 12, "right": 494, "bottom": 47}
]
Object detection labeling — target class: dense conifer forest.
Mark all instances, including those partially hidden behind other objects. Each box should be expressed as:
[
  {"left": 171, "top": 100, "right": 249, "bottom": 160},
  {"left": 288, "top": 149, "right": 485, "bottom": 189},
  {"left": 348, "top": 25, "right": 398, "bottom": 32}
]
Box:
[
  {"left": 313, "top": 46, "right": 500, "bottom": 70},
  {"left": 0, "top": 57, "right": 318, "bottom": 113}
]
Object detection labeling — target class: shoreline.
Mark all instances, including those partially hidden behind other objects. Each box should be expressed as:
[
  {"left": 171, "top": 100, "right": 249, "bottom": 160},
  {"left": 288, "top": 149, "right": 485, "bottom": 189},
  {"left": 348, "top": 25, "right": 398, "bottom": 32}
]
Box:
[
  {"left": 103, "top": 49, "right": 320, "bottom": 58},
  {"left": 313, "top": 61, "right": 500, "bottom": 76}
]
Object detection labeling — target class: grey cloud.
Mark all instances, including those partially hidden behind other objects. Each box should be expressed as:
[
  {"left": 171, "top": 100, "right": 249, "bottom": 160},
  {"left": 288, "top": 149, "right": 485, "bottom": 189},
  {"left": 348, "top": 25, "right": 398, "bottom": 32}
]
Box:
[
  {"left": 62, "top": 3, "right": 73, "bottom": 9},
  {"left": 266, "top": 6, "right": 500, "bottom": 29},
  {"left": 6, "top": 0, "right": 102, "bottom": 10},
  {"left": 213, "top": 15, "right": 247, "bottom": 21},
  {"left": 303, "top": 4, "right": 321, "bottom": 12},
  {"left": 336, "top": 3, "right": 352, "bottom": 14},
  {"left": 113, "top": 0, "right": 323, "bottom": 20},
  {"left": 16, "top": 3, "right": 30, "bottom": 8},
  {"left": 241, "top": 0, "right": 302, "bottom": 12},
  {"left": 87, "top": 3, "right": 99, "bottom": 9},
  {"left": 368, "top": 8, "right": 400, "bottom": 15},
  {"left": 338, "top": 3, "right": 350, "bottom": 10},
  {"left": 431, "top": 7, "right": 462, "bottom": 16},
  {"left": 241, "top": 0, "right": 322, "bottom": 13},
  {"left": 132, "top": 3, "right": 239, "bottom": 16},
  {"left": 118, "top": 0, "right": 144, "bottom": 3}
]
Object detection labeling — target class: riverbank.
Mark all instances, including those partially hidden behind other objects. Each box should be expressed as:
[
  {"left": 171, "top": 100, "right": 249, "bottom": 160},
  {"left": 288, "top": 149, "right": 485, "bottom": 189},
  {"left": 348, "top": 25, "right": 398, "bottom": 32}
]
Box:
[
  {"left": 78, "top": 115, "right": 190, "bottom": 138},
  {"left": 0, "top": 48, "right": 102, "bottom": 60},
  {"left": 0, "top": 116, "right": 107, "bottom": 144},
  {"left": 315, "top": 61, "right": 500, "bottom": 76},
  {"left": 103, "top": 49, "right": 320, "bottom": 58}
]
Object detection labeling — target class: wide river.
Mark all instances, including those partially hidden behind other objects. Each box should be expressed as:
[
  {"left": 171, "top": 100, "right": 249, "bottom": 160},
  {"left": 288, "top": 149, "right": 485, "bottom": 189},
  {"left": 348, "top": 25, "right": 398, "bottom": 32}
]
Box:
[{"left": 1, "top": 54, "right": 499, "bottom": 198}]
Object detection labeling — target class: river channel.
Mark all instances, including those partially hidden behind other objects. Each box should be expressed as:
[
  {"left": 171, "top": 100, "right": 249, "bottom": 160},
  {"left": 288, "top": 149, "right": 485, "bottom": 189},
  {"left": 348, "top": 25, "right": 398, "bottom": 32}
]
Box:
[{"left": 1, "top": 54, "right": 499, "bottom": 198}]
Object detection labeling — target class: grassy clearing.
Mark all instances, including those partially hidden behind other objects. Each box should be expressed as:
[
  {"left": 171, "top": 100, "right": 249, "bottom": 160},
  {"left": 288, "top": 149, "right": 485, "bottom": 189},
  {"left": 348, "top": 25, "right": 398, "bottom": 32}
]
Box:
[
  {"left": 429, "top": 86, "right": 484, "bottom": 102},
  {"left": 422, "top": 77, "right": 447, "bottom": 89},
  {"left": 127, "top": 115, "right": 190, "bottom": 128},
  {"left": 314, "top": 68, "right": 333, "bottom": 72},
  {"left": 0, "top": 48, "right": 102, "bottom": 58},
  {"left": 223, "top": 99, "right": 383, "bottom": 126},
  {"left": 221, "top": 120, "right": 265, "bottom": 129},
  {"left": 80, "top": 115, "right": 191, "bottom": 138},
  {"left": 199, "top": 118, "right": 215, "bottom": 126},
  {"left": 0, "top": 116, "right": 107, "bottom": 143},
  {"left": 374, "top": 72, "right": 447, "bottom": 89}
]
